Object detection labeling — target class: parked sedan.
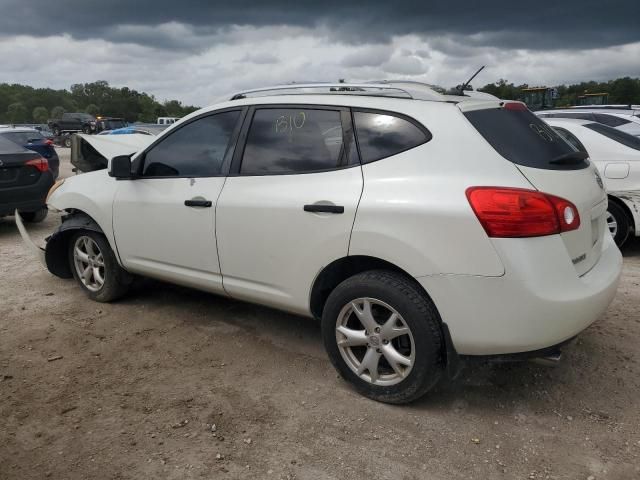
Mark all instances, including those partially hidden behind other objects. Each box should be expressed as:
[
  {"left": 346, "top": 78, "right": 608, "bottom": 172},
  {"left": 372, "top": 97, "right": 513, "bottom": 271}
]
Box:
[
  {"left": 0, "top": 135, "right": 53, "bottom": 222},
  {"left": 544, "top": 117, "right": 640, "bottom": 246},
  {"left": 538, "top": 109, "right": 640, "bottom": 137},
  {"left": 0, "top": 127, "right": 60, "bottom": 179}
]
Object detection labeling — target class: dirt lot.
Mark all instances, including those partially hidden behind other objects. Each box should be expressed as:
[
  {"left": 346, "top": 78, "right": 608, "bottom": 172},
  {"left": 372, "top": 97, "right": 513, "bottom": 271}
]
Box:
[{"left": 1, "top": 148, "right": 639, "bottom": 480}]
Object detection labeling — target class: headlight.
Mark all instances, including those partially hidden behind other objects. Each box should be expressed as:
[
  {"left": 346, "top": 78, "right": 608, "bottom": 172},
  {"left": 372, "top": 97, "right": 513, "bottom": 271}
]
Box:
[{"left": 46, "top": 178, "right": 65, "bottom": 203}]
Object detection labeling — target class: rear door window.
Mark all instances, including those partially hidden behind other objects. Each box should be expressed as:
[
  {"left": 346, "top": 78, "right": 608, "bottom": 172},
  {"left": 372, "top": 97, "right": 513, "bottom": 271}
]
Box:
[
  {"left": 464, "top": 106, "right": 588, "bottom": 170},
  {"left": 353, "top": 111, "right": 430, "bottom": 163},
  {"left": 240, "top": 108, "right": 351, "bottom": 175}
]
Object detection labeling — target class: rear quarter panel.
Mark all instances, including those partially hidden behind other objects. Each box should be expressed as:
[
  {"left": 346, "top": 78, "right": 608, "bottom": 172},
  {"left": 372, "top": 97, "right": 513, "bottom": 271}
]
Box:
[{"left": 349, "top": 103, "right": 532, "bottom": 277}]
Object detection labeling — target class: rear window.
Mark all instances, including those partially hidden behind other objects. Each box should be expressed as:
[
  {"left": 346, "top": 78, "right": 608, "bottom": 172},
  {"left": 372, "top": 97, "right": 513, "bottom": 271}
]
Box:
[
  {"left": 464, "top": 107, "right": 588, "bottom": 170},
  {"left": 353, "top": 111, "right": 430, "bottom": 163},
  {"left": 585, "top": 122, "right": 640, "bottom": 151},
  {"left": 1, "top": 131, "right": 43, "bottom": 145}
]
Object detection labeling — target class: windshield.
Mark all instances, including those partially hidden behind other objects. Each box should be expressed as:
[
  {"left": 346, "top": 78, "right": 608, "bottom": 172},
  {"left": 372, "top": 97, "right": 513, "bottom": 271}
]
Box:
[
  {"left": 584, "top": 122, "right": 640, "bottom": 151},
  {"left": 0, "top": 131, "right": 43, "bottom": 145}
]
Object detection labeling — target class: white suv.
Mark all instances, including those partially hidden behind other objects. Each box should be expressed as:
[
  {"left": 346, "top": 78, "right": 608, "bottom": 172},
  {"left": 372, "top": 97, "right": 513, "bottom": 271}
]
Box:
[{"left": 18, "top": 83, "right": 623, "bottom": 403}]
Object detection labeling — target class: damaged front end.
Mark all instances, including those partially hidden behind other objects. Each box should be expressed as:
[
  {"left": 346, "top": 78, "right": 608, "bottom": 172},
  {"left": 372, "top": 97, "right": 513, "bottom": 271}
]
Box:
[{"left": 16, "top": 210, "right": 104, "bottom": 278}]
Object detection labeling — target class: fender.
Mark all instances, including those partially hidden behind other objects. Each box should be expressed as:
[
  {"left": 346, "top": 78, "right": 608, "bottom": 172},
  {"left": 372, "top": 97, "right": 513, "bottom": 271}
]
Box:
[{"left": 45, "top": 212, "right": 104, "bottom": 278}]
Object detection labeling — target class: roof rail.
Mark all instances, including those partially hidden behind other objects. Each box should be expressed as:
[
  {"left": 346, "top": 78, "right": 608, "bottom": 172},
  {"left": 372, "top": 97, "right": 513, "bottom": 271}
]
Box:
[{"left": 228, "top": 82, "right": 446, "bottom": 102}]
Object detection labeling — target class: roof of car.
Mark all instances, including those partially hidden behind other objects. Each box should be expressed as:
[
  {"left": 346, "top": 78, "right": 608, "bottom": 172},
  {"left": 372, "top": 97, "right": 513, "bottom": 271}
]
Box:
[{"left": 227, "top": 81, "right": 493, "bottom": 104}]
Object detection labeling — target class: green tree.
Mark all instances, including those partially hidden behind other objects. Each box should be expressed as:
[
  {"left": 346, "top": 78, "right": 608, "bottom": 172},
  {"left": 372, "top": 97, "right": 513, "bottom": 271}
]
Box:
[
  {"left": 85, "top": 103, "right": 99, "bottom": 116},
  {"left": 32, "top": 106, "right": 49, "bottom": 123},
  {"left": 7, "top": 102, "right": 27, "bottom": 123},
  {"left": 51, "top": 106, "right": 65, "bottom": 119}
]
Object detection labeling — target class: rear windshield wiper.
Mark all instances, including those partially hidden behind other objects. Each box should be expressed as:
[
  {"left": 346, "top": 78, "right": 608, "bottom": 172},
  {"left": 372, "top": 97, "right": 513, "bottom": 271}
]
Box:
[{"left": 549, "top": 151, "right": 589, "bottom": 165}]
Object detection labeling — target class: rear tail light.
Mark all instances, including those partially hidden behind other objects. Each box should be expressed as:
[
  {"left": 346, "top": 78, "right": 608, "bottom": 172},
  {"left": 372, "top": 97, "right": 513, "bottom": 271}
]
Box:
[
  {"left": 466, "top": 187, "right": 580, "bottom": 238},
  {"left": 25, "top": 157, "right": 49, "bottom": 172},
  {"left": 45, "top": 139, "right": 54, "bottom": 146}
]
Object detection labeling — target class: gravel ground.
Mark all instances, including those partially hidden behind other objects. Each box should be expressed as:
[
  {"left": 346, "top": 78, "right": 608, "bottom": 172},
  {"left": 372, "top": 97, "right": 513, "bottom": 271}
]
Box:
[{"left": 1, "top": 148, "right": 639, "bottom": 480}]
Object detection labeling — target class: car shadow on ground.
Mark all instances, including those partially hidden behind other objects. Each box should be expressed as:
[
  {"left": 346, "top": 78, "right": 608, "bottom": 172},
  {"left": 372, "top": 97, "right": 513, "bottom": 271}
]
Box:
[{"left": 121, "top": 274, "right": 618, "bottom": 412}]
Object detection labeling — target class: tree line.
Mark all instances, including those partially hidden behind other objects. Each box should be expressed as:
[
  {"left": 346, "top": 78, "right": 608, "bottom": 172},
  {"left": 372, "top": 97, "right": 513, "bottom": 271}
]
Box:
[
  {"left": 2, "top": 77, "right": 639, "bottom": 125},
  {"left": 0, "top": 80, "right": 199, "bottom": 125},
  {"left": 478, "top": 76, "right": 640, "bottom": 106}
]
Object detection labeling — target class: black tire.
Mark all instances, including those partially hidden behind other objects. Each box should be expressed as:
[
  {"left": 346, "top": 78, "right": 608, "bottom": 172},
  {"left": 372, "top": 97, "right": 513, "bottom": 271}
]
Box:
[
  {"left": 52, "top": 126, "right": 61, "bottom": 136},
  {"left": 20, "top": 207, "right": 48, "bottom": 223},
  {"left": 607, "top": 201, "right": 630, "bottom": 247},
  {"left": 321, "top": 270, "right": 444, "bottom": 404},
  {"left": 63, "top": 136, "right": 72, "bottom": 148},
  {"left": 68, "top": 230, "right": 132, "bottom": 302}
]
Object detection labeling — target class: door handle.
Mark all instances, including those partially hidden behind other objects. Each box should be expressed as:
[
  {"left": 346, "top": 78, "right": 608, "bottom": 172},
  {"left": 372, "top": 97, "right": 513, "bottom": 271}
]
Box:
[
  {"left": 184, "top": 199, "right": 212, "bottom": 208},
  {"left": 304, "top": 204, "right": 344, "bottom": 214}
]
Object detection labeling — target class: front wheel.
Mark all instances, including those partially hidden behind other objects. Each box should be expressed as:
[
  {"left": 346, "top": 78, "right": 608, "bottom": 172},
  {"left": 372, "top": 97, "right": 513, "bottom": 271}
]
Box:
[
  {"left": 607, "top": 201, "right": 630, "bottom": 247},
  {"left": 321, "top": 270, "right": 444, "bottom": 404},
  {"left": 69, "top": 231, "right": 132, "bottom": 302}
]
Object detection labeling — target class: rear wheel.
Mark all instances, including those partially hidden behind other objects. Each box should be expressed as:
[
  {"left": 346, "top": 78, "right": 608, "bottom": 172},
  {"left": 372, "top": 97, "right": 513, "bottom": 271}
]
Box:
[
  {"left": 69, "top": 231, "right": 132, "bottom": 302},
  {"left": 20, "top": 207, "right": 48, "bottom": 223},
  {"left": 607, "top": 201, "right": 630, "bottom": 247},
  {"left": 52, "top": 126, "right": 61, "bottom": 136},
  {"left": 63, "top": 136, "right": 72, "bottom": 148},
  {"left": 321, "top": 270, "right": 443, "bottom": 404}
]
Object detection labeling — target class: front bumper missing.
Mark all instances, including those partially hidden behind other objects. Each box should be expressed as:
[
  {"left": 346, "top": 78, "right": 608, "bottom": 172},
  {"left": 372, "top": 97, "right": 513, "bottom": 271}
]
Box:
[{"left": 15, "top": 210, "right": 46, "bottom": 267}]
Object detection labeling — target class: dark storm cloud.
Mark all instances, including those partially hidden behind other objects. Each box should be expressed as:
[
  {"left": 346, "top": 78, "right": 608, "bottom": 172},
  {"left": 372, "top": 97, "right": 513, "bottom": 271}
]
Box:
[{"left": 1, "top": 0, "right": 638, "bottom": 51}]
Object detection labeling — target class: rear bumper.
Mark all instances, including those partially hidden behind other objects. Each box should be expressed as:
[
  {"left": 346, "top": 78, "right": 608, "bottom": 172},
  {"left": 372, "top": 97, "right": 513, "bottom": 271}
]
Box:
[
  {"left": 0, "top": 171, "right": 53, "bottom": 216},
  {"left": 417, "top": 233, "right": 622, "bottom": 355}
]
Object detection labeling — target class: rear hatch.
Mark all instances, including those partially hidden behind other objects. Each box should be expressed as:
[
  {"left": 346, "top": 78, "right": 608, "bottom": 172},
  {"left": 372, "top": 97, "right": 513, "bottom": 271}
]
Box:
[{"left": 462, "top": 102, "right": 607, "bottom": 276}]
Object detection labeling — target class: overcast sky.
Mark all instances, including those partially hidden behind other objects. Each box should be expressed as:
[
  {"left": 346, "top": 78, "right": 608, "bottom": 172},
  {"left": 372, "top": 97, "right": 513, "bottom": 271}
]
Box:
[{"left": 1, "top": 1, "right": 639, "bottom": 106}]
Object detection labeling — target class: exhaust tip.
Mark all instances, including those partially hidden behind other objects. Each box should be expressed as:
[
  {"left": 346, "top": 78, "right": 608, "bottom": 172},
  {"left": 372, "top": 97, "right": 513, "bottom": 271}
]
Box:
[{"left": 530, "top": 350, "right": 562, "bottom": 367}]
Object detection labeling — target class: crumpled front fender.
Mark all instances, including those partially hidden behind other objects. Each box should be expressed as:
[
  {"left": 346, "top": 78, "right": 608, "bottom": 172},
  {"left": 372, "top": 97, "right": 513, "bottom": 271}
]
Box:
[{"left": 45, "top": 212, "right": 104, "bottom": 278}]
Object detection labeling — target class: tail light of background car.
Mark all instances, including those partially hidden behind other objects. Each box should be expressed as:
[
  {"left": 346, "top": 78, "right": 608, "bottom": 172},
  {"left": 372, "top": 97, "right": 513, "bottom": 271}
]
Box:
[
  {"left": 466, "top": 187, "right": 581, "bottom": 238},
  {"left": 45, "top": 139, "right": 54, "bottom": 146},
  {"left": 25, "top": 157, "right": 49, "bottom": 172}
]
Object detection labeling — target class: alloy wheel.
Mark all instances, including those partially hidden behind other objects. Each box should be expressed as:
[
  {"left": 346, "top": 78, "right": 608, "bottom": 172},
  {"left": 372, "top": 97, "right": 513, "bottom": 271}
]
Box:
[
  {"left": 335, "top": 298, "right": 415, "bottom": 386},
  {"left": 606, "top": 212, "right": 618, "bottom": 238},
  {"left": 73, "top": 236, "right": 105, "bottom": 292}
]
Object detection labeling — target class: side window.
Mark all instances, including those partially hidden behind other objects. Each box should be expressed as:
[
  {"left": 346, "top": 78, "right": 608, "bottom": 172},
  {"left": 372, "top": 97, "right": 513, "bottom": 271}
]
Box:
[
  {"left": 240, "top": 108, "right": 346, "bottom": 175},
  {"left": 142, "top": 111, "right": 240, "bottom": 177},
  {"left": 593, "top": 114, "right": 630, "bottom": 127},
  {"left": 353, "top": 111, "right": 431, "bottom": 164},
  {"left": 554, "top": 127, "right": 588, "bottom": 153}
]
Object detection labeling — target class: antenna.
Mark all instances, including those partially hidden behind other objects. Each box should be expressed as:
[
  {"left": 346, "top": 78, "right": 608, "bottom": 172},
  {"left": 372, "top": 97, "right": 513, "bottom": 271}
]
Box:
[{"left": 455, "top": 65, "right": 485, "bottom": 95}]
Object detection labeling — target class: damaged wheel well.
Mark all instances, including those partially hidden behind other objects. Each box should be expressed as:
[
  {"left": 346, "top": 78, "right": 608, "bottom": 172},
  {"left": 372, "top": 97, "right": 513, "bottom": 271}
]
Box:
[{"left": 45, "top": 210, "right": 105, "bottom": 278}]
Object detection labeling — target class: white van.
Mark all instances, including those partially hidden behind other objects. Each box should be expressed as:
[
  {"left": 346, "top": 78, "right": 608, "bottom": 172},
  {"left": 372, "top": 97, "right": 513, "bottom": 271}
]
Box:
[{"left": 156, "top": 117, "right": 180, "bottom": 125}]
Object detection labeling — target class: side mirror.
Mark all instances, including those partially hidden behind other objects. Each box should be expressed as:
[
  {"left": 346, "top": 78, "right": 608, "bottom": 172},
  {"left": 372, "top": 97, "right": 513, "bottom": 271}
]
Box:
[{"left": 109, "top": 155, "right": 133, "bottom": 179}]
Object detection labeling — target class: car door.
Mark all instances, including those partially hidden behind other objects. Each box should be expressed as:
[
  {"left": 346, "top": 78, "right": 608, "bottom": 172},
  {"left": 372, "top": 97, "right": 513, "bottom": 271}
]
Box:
[
  {"left": 113, "top": 109, "right": 244, "bottom": 293},
  {"left": 216, "top": 105, "right": 363, "bottom": 315}
]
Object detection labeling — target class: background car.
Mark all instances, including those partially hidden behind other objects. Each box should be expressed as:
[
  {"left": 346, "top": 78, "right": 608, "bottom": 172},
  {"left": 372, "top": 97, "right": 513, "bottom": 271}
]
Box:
[
  {"left": 0, "top": 135, "right": 53, "bottom": 222},
  {"left": 538, "top": 109, "right": 640, "bottom": 136},
  {"left": 0, "top": 127, "right": 60, "bottom": 179},
  {"left": 543, "top": 117, "right": 640, "bottom": 246},
  {"left": 97, "top": 124, "right": 167, "bottom": 136}
]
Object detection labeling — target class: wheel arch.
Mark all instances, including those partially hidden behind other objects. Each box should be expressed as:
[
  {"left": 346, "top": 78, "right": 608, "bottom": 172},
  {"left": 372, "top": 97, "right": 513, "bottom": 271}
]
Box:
[
  {"left": 44, "top": 209, "right": 106, "bottom": 278},
  {"left": 310, "top": 255, "right": 461, "bottom": 378},
  {"left": 608, "top": 194, "right": 636, "bottom": 234}
]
